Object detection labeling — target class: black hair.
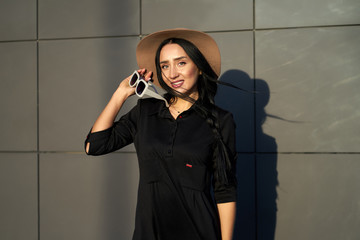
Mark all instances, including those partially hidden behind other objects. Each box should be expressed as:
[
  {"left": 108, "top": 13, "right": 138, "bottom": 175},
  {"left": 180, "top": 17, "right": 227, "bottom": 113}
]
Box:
[{"left": 155, "top": 38, "right": 236, "bottom": 185}]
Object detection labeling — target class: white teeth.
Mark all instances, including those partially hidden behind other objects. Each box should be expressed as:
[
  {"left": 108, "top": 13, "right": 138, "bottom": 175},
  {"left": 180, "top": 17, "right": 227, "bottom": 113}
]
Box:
[{"left": 171, "top": 80, "right": 183, "bottom": 88}]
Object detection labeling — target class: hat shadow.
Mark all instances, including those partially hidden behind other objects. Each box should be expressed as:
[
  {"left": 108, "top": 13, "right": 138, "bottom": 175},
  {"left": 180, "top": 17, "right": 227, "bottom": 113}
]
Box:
[{"left": 215, "top": 69, "right": 278, "bottom": 240}]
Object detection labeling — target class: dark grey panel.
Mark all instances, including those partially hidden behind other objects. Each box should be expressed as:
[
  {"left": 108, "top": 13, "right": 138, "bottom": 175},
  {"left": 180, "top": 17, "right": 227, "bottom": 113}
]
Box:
[
  {"left": 256, "top": 153, "right": 278, "bottom": 240},
  {"left": 142, "top": 0, "right": 253, "bottom": 33},
  {"left": 212, "top": 31, "right": 255, "bottom": 152},
  {"left": 39, "top": 0, "right": 140, "bottom": 39},
  {"left": 256, "top": 0, "right": 360, "bottom": 28},
  {"left": 233, "top": 154, "right": 256, "bottom": 240},
  {"left": 0, "top": 42, "right": 37, "bottom": 151},
  {"left": 40, "top": 153, "right": 139, "bottom": 240},
  {"left": 210, "top": 31, "right": 254, "bottom": 77},
  {"left": 257, "top": 154, "right": 360, "bottom": 240},
  {"left": 39, "top": 37, "right": 139, "bottom": 152},
  {"left": 0, "top": 0, "right": 36, "bottom": 41},
  {"left": 256, "top": 27, "right": 360, "bottom": 152},
  {"left": 0, "top": 153, "right": 37, "bottom": 240}
]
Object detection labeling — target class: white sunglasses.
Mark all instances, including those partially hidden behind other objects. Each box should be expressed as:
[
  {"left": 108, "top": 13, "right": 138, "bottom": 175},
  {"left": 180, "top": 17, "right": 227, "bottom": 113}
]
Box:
[{"left": 129, "top": 71, "right": 169, "bottom": 107}]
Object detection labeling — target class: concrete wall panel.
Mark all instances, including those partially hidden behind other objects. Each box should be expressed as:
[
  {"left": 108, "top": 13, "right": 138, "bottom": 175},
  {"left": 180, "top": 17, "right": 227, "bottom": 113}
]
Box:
[
  {"left": 142, "top": 0, "right": 253, "bottom": 33},
  {"left": 40, "top": 153, "right": 139, "bottom": 240},
  {"left": 39, "top": 0, "right": 140, "bottom": 39},
  {"left": 257, "top": 0, "right": 360, "bottom": 28},
  {"left": 0, "top": 153, "right": 38, "bottom": 240},
  {"left": 0, "top": 42, "right": 37, "bottom": 151},
  {"left": 0, "top": 0, "right": 36, "bottom": 41},
  {"left": 257, "top": 154, "right": 360, "bottom": 240},
  {"left": 39, "top": 37, "right": 139, "bottom": 152},
  {"left": 256, "top": 27, "right": 360, "bottom": 152}
]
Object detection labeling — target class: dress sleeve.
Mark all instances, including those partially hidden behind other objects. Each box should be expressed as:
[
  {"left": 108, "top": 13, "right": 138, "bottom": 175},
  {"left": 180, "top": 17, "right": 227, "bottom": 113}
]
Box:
[
  {"left": 213, "top": 111, "right": 238, "bottom": 203},
  {"left": 85, "top": 102, "right": 140, "bottom": 156}
]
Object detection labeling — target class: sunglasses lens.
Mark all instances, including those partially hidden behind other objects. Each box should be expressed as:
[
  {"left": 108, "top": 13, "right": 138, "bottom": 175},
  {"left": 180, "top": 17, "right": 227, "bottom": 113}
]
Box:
[
  {"left": 130, "top": 73, "right": 138, "bottom": 86},
  {"left": 136, "top": 82, "right": 146, "bottom": 95}
]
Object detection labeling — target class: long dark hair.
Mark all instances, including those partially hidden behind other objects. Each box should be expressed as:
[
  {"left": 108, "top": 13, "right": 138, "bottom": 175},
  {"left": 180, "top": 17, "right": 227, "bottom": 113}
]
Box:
[{"left": 155, "top": 38, "right": 236, "bottom": 185}]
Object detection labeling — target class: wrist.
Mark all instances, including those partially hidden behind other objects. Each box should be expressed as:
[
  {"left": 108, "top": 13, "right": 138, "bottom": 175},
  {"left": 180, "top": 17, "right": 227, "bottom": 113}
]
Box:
[{"left": 110, "top": 88, "right": 130, "bottom": 107}]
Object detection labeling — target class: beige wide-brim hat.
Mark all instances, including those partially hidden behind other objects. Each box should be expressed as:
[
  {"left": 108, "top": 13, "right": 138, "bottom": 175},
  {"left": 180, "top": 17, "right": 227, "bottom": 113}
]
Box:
[{"left": 136, "top": 28, "right": 221, "bottom": 87}]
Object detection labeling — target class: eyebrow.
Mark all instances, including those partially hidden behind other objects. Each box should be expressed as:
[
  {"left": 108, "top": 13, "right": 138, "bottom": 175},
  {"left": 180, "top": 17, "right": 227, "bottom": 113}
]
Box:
[{"left": 160, "top": 56, "right": 187, "bottom": 64}]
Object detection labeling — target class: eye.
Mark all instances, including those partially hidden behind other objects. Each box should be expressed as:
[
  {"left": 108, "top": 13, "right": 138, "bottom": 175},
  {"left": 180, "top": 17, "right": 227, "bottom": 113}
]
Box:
[
  {"left": 178, "top": 61, "right": 186, "bottom": 66},
  {"left": 161, "top": 64, "right": 169, "bottom": 70}
]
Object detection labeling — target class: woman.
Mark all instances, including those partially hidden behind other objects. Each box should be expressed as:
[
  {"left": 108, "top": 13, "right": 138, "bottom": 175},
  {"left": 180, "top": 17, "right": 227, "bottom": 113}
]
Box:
[{"left": 85, "top": 28, "right": 237, "bottom": 240}]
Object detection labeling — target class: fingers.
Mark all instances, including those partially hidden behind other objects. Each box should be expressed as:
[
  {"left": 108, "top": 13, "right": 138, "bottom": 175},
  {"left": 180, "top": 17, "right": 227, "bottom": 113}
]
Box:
[
  {"left": 137, "top": 68, "right": 146, "bottom": 76},
  {"left": 137, "top": 68, "right": 153, "bottom": 81},
  {"left": 144, "top": 71, "right": 153, "bottom": 81}
]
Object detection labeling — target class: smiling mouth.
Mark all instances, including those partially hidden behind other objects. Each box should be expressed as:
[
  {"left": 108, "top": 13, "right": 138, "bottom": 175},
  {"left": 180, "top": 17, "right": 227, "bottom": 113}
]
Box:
[{"left": 171, "top": 80, "right": 184, "bottom": 88}]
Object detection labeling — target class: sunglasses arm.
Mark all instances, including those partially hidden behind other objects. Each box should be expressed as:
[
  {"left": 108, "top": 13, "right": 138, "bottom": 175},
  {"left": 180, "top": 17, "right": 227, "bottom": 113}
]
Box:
[{"left": 142, "top": 89, "right": 169, "bottom": 107}]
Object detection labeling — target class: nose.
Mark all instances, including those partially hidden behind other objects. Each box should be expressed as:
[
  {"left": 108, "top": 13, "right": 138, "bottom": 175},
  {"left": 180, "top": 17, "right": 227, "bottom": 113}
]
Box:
[{"left": 169, "top": 66, "right": 179, "bottom": 79}]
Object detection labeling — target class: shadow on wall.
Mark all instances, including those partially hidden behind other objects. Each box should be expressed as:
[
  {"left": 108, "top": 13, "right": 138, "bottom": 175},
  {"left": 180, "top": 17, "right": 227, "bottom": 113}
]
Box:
[{"left": 215, "top": 70, "right": 278, "bottom": 240}]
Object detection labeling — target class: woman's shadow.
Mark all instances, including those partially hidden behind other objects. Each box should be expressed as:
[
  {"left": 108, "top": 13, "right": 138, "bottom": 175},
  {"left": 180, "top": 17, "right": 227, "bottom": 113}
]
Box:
[{"left": 215, "top": 70, "right": 278, "bottom": 240}]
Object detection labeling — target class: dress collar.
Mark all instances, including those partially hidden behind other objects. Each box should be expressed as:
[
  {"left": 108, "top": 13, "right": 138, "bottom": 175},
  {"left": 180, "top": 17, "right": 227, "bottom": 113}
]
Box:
[{"left": 144, "top": 98, "right": 198, "bottom": 120}]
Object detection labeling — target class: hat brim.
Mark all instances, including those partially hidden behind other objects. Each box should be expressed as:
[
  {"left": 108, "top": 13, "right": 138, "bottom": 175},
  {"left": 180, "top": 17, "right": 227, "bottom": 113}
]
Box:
[{"left": 136, "top": 28, "right": 221, "bottom": 87}]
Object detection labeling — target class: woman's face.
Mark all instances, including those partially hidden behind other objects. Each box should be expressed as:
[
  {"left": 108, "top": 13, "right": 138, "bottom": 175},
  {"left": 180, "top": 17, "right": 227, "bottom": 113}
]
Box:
[{"left": 159, "top": 43, "right": 200, "bottom": 97}]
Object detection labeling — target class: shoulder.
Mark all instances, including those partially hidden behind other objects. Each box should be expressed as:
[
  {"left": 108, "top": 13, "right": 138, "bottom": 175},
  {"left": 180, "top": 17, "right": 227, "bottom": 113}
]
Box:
[
  {"left": 137, "top": 98, "right": 166, "bottom": 115},
  {"left": 214, "top": 105, "right": 235, "bottom": 124},
  {"left": 212, "top": 105, "right": 236, "bottom": 134}
]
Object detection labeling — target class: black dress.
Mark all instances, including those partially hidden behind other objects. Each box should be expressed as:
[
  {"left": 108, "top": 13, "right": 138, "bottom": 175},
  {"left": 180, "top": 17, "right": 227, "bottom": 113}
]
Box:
[{"left": 85, "top": 98, "right": 237, "bottom": 240}]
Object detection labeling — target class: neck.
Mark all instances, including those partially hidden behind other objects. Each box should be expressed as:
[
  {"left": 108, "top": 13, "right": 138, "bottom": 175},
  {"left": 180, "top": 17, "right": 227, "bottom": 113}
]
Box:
[
  {"left": 172, "top": 98, "right": 192, "bottom": 109},
  {"left": 169, "top": 92, "right": 197, "bottom": 116},
  {"left": 172, "top": 91, "right": 198, "bottom": 106}
]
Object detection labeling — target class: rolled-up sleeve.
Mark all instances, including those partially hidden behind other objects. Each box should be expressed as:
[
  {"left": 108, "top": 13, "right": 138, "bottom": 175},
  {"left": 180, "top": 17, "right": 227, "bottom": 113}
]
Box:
[
  {"left": 213, "top": 111, "right": 237, "bottom": 203},
  {"left": 85, "top": 102, "right": 140, "bottom": 156}
]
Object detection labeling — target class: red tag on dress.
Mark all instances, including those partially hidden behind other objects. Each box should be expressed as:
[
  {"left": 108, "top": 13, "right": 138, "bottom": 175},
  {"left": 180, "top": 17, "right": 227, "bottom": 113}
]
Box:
[{"left": 186, "top": 163, "right": 193, "bottom": 168}]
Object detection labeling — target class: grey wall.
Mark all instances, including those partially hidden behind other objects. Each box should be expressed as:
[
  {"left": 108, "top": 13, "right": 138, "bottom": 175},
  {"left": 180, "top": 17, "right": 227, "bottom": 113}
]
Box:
[{"left": 1, "top": 0, "right": 359, "bottom": 239}]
